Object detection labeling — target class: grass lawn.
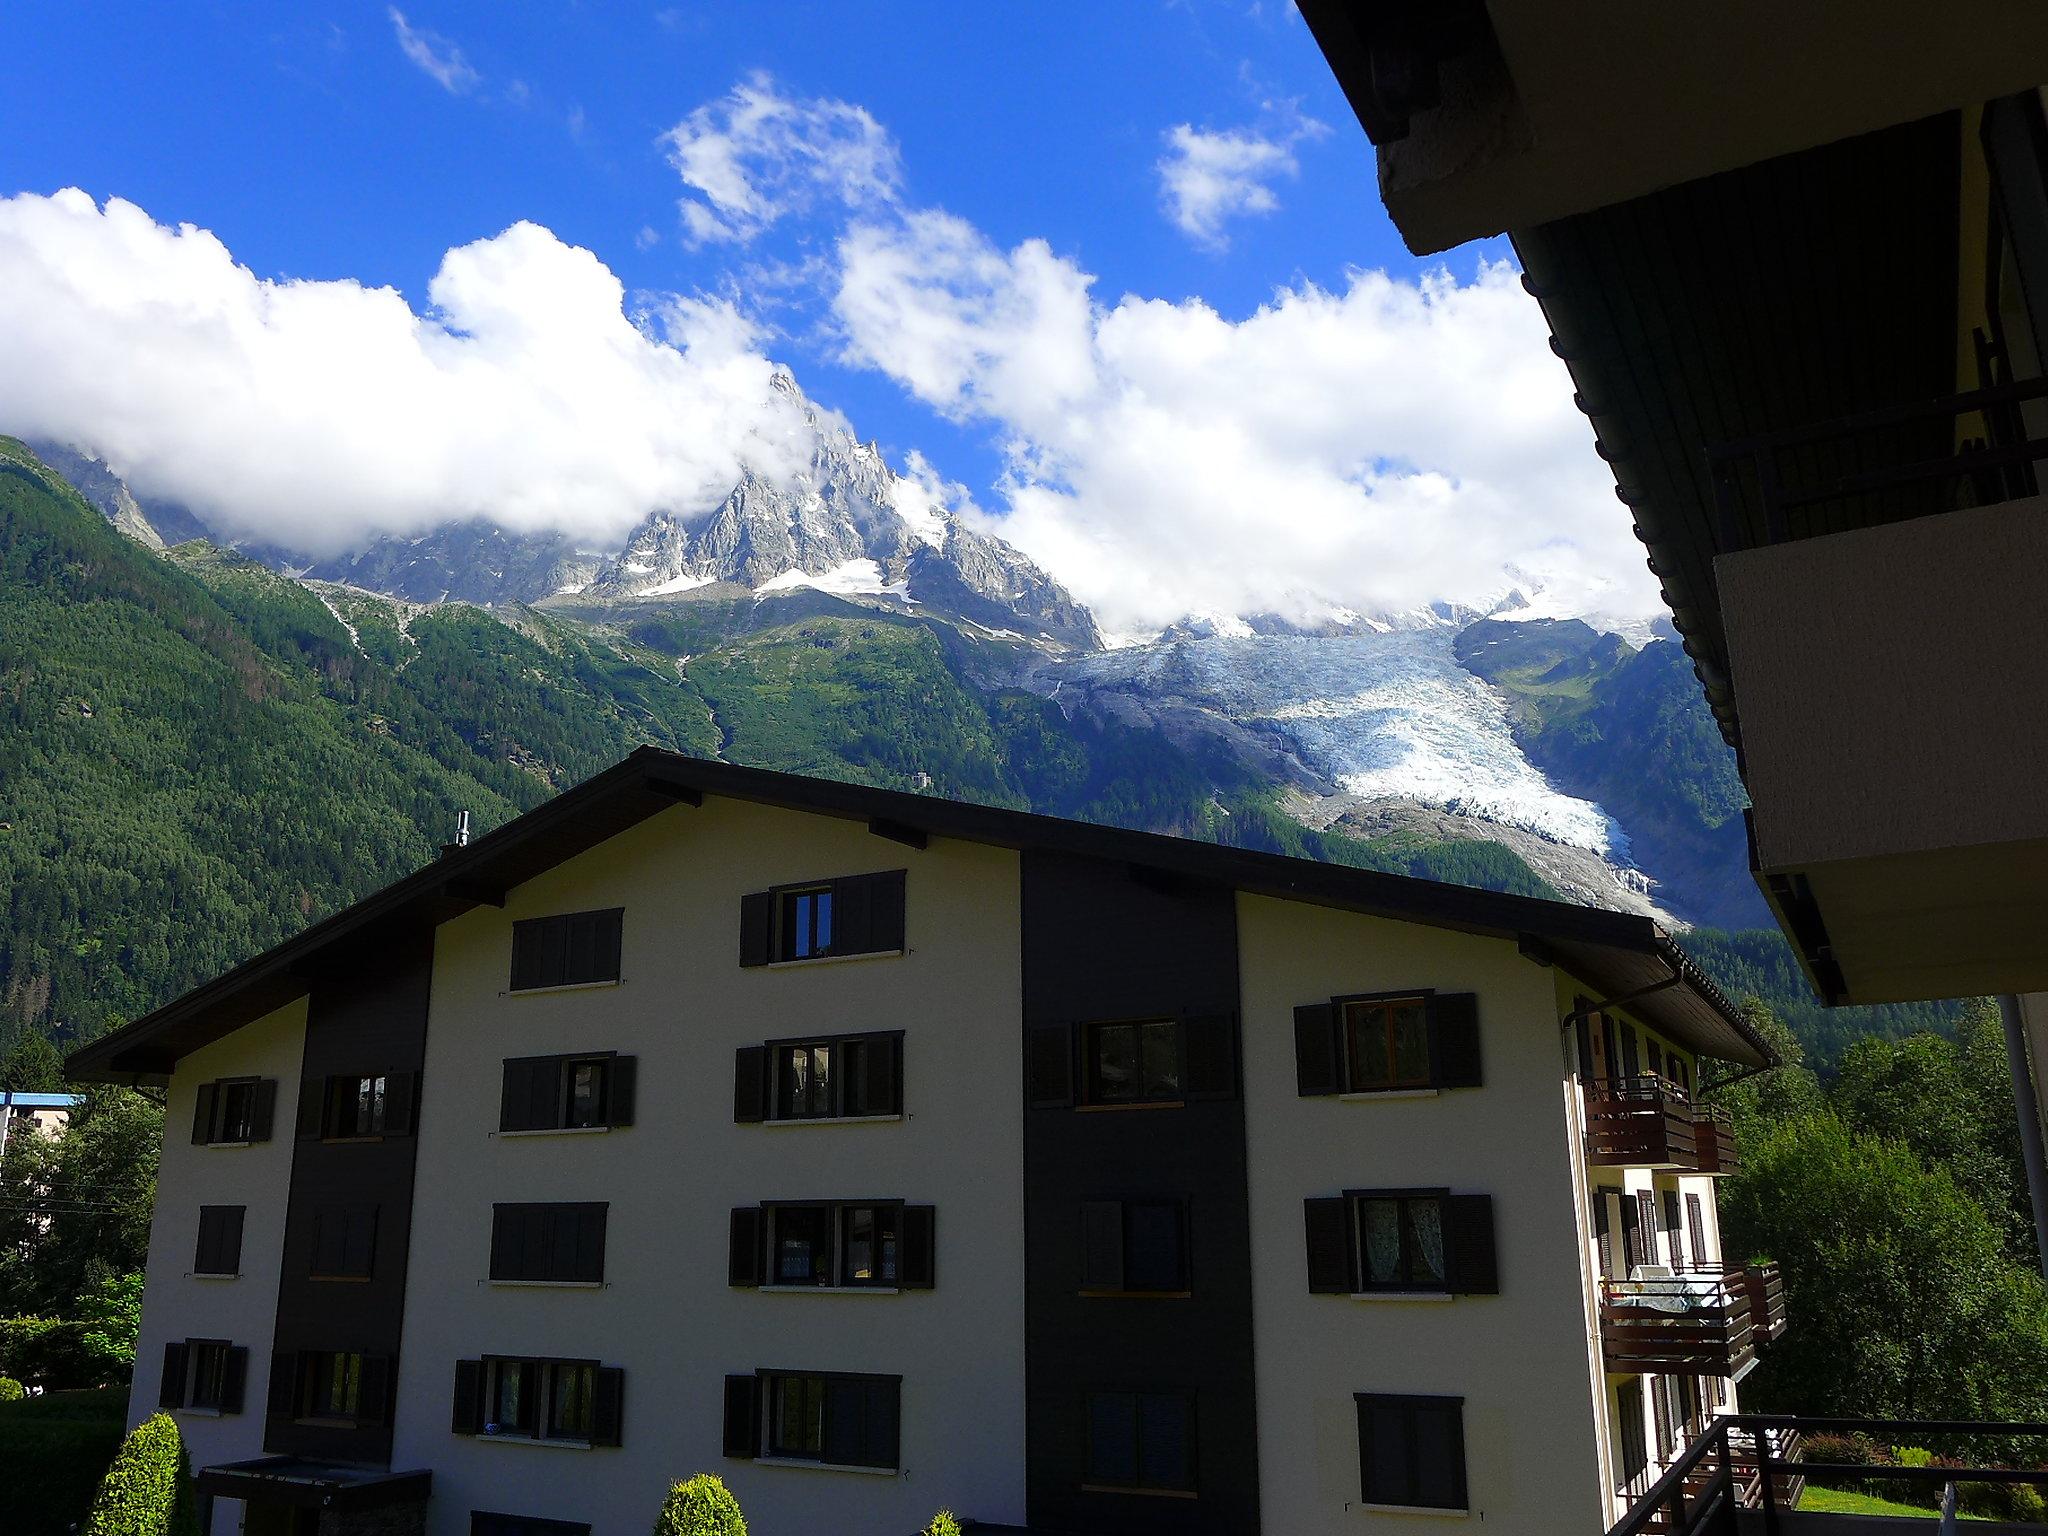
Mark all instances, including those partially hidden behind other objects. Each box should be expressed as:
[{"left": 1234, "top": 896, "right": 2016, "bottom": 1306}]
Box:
[{"left": 1800, "top": 1485, "right": 1987, "bottom": 1520}]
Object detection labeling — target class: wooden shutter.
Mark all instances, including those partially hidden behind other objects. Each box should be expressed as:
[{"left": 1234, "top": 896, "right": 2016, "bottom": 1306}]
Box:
[
  {"left": 1620, "top": 1192, "right": 1643, "bottom": 1271},
  {"left": 1638, "top": 1191, "right": 1660, "bottom": 1266},
  {"left": 510, "top": 916, "right": 546, "bottom": 990},
  {"left": 248, "top": 1079, "right": 277, "bottom": 1142},
  {"left": 823, "top": 1377, "right": 866, "bottom": 1466},
  {"left": 347, "top": 1207, "right": 378, "bottom": 1277},
  {"left": 592, "top": 908, "right": 624, "bottom": 982},
  {"left": 1443, "top": 1194, "right": 1499, "bottom": 1295},
  {"left": 383, "top": 1072, "right": 416, "bottom": 1136},
  {"left": 900, "top": 1205, "right": 936, "bottom": 1288},
  {"left": 1081, "top": 1201, "right": 1125, "bottom": 1291},
  {"left": 862, "top": 1034, "right": 901, "bottom": 1116},
  {"left": 1428, "top": 993, "right": 1482, "bottom": 1088},
  {"left": 1181, "top": 1013, "right": 1238, "bottom": 1100},
  {"left": 191, "top": 1083, "right": 218, "bottom": 1144},
  {"left": 739, "top": 891, "right": 774, "bottom": 967},
  {"left": 297, "top": 1076, "right": 326, "bottom": 1139},
  {"left": 723, "top": 1374, "right": 761, "bottom": 1459},
  {"left": 1685, "top": 1193, "right": 1708, "bottom": 1269},
  {"left": 605, "top": 1056, "right": 637, "bottom": 1127},
  {"left": 1293, "top": 1003, "right": 1341, "bottom": 1096},
  {"left": 221, "top": 1347, "right": 248, "bottom": 1414},
  {"left": 832, "top": 874, "right": 874, "bottom": 956},
  {"left": 195, "top": 1207, "right": 220, "bottom": 1274},
  {"left": 359, "top": 1355, "right": 391, "bottom": 1426},
  {"left": 159, "top": 1341, "right": 187, "bottom": 1409},
  {"left": 728, "top": 1207, "right": 765, "bottom": 1287},
  {"left": 868, "top": 869, "right": 907, "bottom": 952},
  {"left": 489, "top": 1205, "right": 524, "bottom": 1281},
  {"left": 733, "top": 1046, "right": 769, "bottom": 1123},
  {"left": 1026, "top": 1024, "right": 1074, "bottom": 1108},
  {"left": 451, "top": 1359, "right": 483, "bottom": 1434},
  {"left": 589, "top": 1366, "right": 625, "bottom": 1447},
  {"left": 268, "top": 1351, "right": 298, "bottom": 1417},
  {"left": 568, "top": 1204, "right": 608, "bottom": 1284},
  {"left": 500, "top": 1056, "right": 559, "bottom": 1133},
  {"left": 867, "top": 1378, "right": 901, "bottom": 1469},
  {"left": 1304, "top": 1197, "right": 1352, "bottom": 1293}
]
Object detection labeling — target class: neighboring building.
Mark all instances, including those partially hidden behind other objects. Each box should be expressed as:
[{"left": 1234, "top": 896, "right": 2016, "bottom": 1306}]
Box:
[
  {"left": 68, "top": 748, "right": 1779, "bottom": 1536},
  {"left": 0, "top": 1088, "right": 80, "bottom": 1159}
]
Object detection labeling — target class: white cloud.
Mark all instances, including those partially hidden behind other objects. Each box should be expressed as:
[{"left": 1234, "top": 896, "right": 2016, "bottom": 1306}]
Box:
[
  {"left": 388, "top": 8, "right": 480, "bottom": 94},
  {"left": 0, "top": 190, "right": 813, "bottom": 558},
  {"left": 834, "top": 212, "right": 1657, "bottom": 635},
  {"left": 663, "top": 72, "right": 901, "bottom": 247},
  {"left": 1157, "top": 124, "right": 1301, "bottom": 250}
]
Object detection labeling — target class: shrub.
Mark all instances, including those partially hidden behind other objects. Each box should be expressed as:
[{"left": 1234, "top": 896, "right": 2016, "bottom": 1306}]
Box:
[
  {"left": 653, "top": 1473, "right": 746, "bottom": 1536},
  {"left": 922, "top": 1512, "right": 963, "bottom": 1536},
  {"left": 0, "top": 1389, "right": 128, "bottom": 1536},
  {"left": 0, "top": 1376, "right": 25, "bottom": 1401},
  {"left": 0, "top": 1317, "right": 100, "bottom": 1389},
  {"left": 1957, "top": 1477, "right": 2048, "bottom": 1522},
  {"left": 80, "top": 1412, "right": 199, "bottom": 1536}
]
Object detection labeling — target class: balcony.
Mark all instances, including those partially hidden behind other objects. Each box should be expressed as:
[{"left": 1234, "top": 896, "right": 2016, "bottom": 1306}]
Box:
[
  {"left": 1693, "top": 1105, "right": 1739, "bottom": 1177},
  {"left": 1587, "top": 1077, "right": 1699, "bottom": 1171},
  {"left": 1622, "top": 1425, "right": 1804, "bottom": 1534},
  {"left": 1600, "top": 1272, "right": 1757, "bottom": 1378},
  {"left": 1741, "top": 1263, "right": 1786, "bottom": 1345}
]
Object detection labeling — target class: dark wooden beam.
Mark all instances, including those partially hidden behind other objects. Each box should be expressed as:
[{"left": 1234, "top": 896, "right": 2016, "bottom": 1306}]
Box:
[
  {"left": 442, "top": 879, "right": 508, "bottom": 908},
  {"left": 868, "top": 816, "right": 928, "bottom": 850},
  {"left": 645, "top": 777, "right": 704, "bottom": 807},
  {"left": 1517, "top": 933, "right": 1555, "bottom": 967}
]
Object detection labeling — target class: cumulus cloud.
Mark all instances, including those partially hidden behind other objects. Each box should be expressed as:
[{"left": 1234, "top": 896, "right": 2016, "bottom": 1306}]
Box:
[
  {"left": 663, "top": 72, "right": 901, "bottom": 247},
  {"left": 1157, "top": 125, "right": 1295, "bottom": 249},
  {"left": 0, "top": 190, "right": 812, "bottom": 557},
  {"left": 834, "top": 213, "right": 1655, "bottom": 636},
  {"left": 388, "top": 8, "right": 480, "bottom": 94}
]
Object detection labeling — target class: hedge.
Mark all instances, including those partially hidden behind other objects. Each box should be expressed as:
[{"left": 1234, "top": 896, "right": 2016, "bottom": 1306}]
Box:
[
  {"left": 0, "top": 1316, "right": 101, "bottom": 1388},
  {"left": 653, "top": 1473, "right": 747, "bottom": 1536},
  {"left": 0, "top": 1388, "right": 127, "bottom": 1536},
  {"left": 80, "top": 1411, "right": 199, "bottom": 1536}
]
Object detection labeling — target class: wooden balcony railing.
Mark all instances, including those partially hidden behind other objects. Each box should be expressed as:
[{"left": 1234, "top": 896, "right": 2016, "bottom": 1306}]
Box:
[
  {"left": 1587, "top": 1076, "right": 1699, "bottom": 1170},
  {"left": 1692, "top": 1105, "right": 1739, "bottom": 1176},
  {"left": 1741, "top": 1262, "right": 1786, "bottom": 1343},
  {"left": 1600, "top": 1273, "right": 1757, "bottom": 1377},
  {"left": 1621, "top": 1424, "right": 1804, "bottom": 1534}
]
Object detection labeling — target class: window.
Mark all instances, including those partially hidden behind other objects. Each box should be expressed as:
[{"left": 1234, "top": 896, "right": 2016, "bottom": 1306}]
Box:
[
  {"left": 309, "top": 1204, "right": 377, "bottom": 1280},
  {"left": 490, "top": 1203, "right": 608, "bottom": 1284},
  {"left": 1619, "top": 1024, "right": 1641, "bottom": 1079},
  {"left": 1081, "top": 1200, "right": 1189, "bottom": 1294},
  {"left": 1084, "top": 1391, "right": 1195, "bottom": 1493},
  {"left": 730, "top": 1202, "right": 934, "bottom": 1289},
  {"left": 734, "top": 1033, "right": 901, "bottom": 1123},
  {"left": 191, "top": 1077, "right": 276, "bottom": 1145},
  {"left": 331, "top": 1075, "right": 387, "bottom": 1137},
  {"left": 300, "top": 1071, "right": 415, "bottom": 1140},
  {"left": 499, "top": 1053, "right": 636, "bottom": 1133},
  {"left": 457, "top": 1357, "right": 623, "bottom": 1446},
  {"left": 1304, "top": 1191, "right": 1496, "bottom": 1296},
  {"left": 160, "top": 1338, "right": 246, "bottom": 1414},
  {"left": 758, "top": 1372, "right": 900, "bottom": 1469},
  {"left": 1356, "top": 1394, "right": 1466, "bottom": 1511},
  {"left": 1086, "top": 1020, "right": 1180, "bottom": 1105},
  {"left": 1344, "top": 996, "right": 1432, "bottom": 1091},
  {"left": 193, "top": 1205, "right": 245, "bottom": 1276},
  {"left": 1355, "top": 1194, "right": 1445, "bottom": 1291},
  {"left": 738, "top": 871, "right": 907, "bottom": 967},
  {"left": 304, "top": 1351, "right": 365, "bottom": 1421},
  {"left": 1292, "top": 993, "right": 1481, "bottom": 1097},
  {"left": 509, "top": 908, "right": 623, "bottom": 991}
]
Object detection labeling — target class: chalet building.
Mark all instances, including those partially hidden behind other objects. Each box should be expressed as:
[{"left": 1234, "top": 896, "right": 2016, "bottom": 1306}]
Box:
[{"left": 69, "top": 749, "right": 1778, "bottom": 1536}]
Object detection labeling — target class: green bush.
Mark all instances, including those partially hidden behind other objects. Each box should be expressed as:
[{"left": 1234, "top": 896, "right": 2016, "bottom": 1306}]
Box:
[
  {"left": 80, "top": 1411, "right": 198, "bottom": 1536},
  {"left": 0, "top": 1316, "right": 100, "bottom": 1388},
  {"left": 0, "top": 1388, "right": 127, "bottom": 1536},
  {"left": 922, "top": 1512, "right": 963, "bottom": 1536},
  {"left": 652, "top": 1473, "right": 746, "bottom": 1536},
  {"left": 0, "top": 1375, "right": 24, "bottom": 1401},
  {"left": 1957, "top": 1477, "right": 2048, "bottom": 1522}
]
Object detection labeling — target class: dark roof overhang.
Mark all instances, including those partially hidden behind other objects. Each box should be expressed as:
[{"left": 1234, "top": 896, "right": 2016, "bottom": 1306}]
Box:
[
  {"left": 67, "top": 748, "right": 1772, "bottom": 1081},
  {"left": 195, "top": 1459, "right": 430, "bottom": 1511}
]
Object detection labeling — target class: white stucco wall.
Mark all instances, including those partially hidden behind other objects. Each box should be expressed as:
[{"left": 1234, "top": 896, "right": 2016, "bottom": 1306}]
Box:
[
  {"left": 130, "top": 999, "right": 308, "bottom": 1536},
  {"left": 391, "top": 797, "right": 1028, "bottom": 1536},
  {"left": 1238, "top": 895, "right": 1609, "bottom": 1532}
]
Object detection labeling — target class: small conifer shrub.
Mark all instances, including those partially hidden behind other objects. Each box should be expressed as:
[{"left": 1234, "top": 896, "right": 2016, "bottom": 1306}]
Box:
[
  {"left": 652, "top": 1472, "right": 747, "bottom": 1536},
  {"left": 80, "top": 1411, "right": 199, "bottom": 1536}
]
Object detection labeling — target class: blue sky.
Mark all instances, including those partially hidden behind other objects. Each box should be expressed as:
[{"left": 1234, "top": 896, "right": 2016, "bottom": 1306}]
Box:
[{"left": 0, "top": 3, "right": 1640, "bottom": 635}]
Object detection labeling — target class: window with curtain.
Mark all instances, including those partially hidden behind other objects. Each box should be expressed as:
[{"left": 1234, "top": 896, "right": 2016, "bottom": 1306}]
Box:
[{"left": 1356, "top": 1194, "right": 1446, "bottom": 1290}]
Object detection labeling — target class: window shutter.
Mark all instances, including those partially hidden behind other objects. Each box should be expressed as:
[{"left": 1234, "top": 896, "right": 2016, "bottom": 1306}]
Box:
[
  {"left": 221, "top": 1347, "right": 248, "bottom": 1414},
  {"left": 451, "top": 1359, "right": 483, "bottom": 1435},
  {"left": 588, "top": 1366, "right": 624, "bottom": 1448},
  {"left": 1180, "top": 1012, "right": 1237, "bottom": 1100},
  {"left": 1304, "top": 1197, "right": 1352, "bottom": 1293},
  {"left": 500, "top": 1057, "right": 546, "bottom": 1133},
  {"left": 220, "top": 1204, "right": 244, "bottom": 1274},
  {"left": 868, "top": 1378, "right": 902, "bottom": 1469},
  {"left": 732, "top": 1046, "right": 769, "bottom": 1123},
  {"left": 580, "top": 1204, "right": 609, "bottom": 1283},
  {"left": 192, "top": 1083, "right": 218, "bottom": 1145},
  {"left": 346, "top": 1207, "right": 378, "bottom": 1277},
  {"left": 510, "top": 917, "right": 544, "bottom": 990},
  {"left": 1429, "top": 993, "right": 1483, "bottom": 1088},
  {"left": 869, "top": 869, "right": 907, "bottom": 952},
  {"left": 1443, "top": 1194, "right": 1499, "bottom": 1295},
  {"left": 1293, "top": 1003, "right": 1341, "bottom": 1096},
  {"left": 1026, "top": 1024, "right": 1074, "bottom": 1108},
  {"left": 159, "top": 1341, "right": 187, "bottom": 1409},
  {"left": 739, "top": 892, "right": 774, "bottom": 967},
  {"left": 1081, "top": 1201, "right": 1125, "bottom": 1291},
  {"left": 268, "top": 1351, "right": 298, "bottom": 1417},
  {"left": 1686, "top": 1193, "right": 1708, "bottom": 1269},
  {"left": 360, "top": 1355, "right": 392, "bottom": 1426},
  {"left": 728, "top": 1207, "right": 765, "bottom": 1287},
  {"left": 249, "top": 1079, "right": 277, "bottom": 1142},
  {"left": 383, "top": 1071, "right": 416, "bottom": 1136},
  {"left": 195, "top": 1208, "right": 220, "bottom": 1275},
  {"left": 901, "top": 1205, "right": 936, "bottom": 1289},
  {"left": 605, "top": 1056, "right": 637, "bottom": 1127},
  {"left": 863, "top": 1035, "right": 900, "bottom": 1116},
  {"left": 823, "top": 1377, "right": 865, "bottom": 1466},
  {"left": 1620, "top": 1191, "right": 1643, "bottom": 1271},
  {"left": 489, "top": 1205, "right": 519, "bottom": 1281},
  {"left": 595, "top": 907, "right": 624, "bottom": 982},
  {"left": 833, "top": 874, "right": 874, "bottom": 956},
  {"left": 297, "top": 1076, "right": 326, "bottom": 1139},
  {"left": 723, "top": 1374, "right": 761, "bottom": 1459}
]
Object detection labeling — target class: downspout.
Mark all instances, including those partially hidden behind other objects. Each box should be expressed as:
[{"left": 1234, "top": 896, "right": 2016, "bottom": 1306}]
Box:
[{"left": 1998, "top": 995, "right": 2048, "bottom": 1282}]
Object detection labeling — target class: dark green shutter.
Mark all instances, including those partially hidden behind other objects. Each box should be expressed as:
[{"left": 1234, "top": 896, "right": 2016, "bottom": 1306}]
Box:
[
  {"left": 900, "top": 1205, "right": 935, "bottom": 1288},
  {"left": 221, "top": 1347, "right": 248, "bottom": 1414},
  {"left": 1026, "top": 1024, "right": 1074, "bottom": 1108},
  {"left": 1429, "top": 993, "right": 1482, "bottom": 1088},
  {"left": 605, "top": 1056, "right": 637, "bottom": 1127},
  {"left": 1443, "top": 1194, "right": 1498, "bottom": 1294},
  {"left": 360, "top": 1356, "right": 391, "bottom": 1426},
  {"left": 1305, "top": 1197, "right": 1352, "bottom": 1293},
  {"left": 451, "top": 1359, "right": 483, "bottom": 1434},
  {"left": 733, "top": 1046, "right": 769, "bottom": 1123},
  {"left": 833, "top": 875, "right": 873, "bottom": 956},
  {"left": 159, "top": 1341, "right": 187, "bottom": 1409},
  {"left": 1294, "top": 1003, "right": 1342, "bottom": 1095},
  {"left": 268, "top": 1351, "right": 298, "bottom": 1417},
  {"left": 1181, "top": 1012, "right": 1237, "bottom": 1099},
  {"left": 863, "top": 1035, "right": 900, "bottom": 1116},
  {"left": 297, "top": 1076, "right": 326, "bottom": 1139},
  {"left": 1082, "top": 1201, "right": 1125, "bottom": 1291},
  {"left": 383, "top": 1071, "right": 416, "bottom": 1136},
  {"left": 489, "top": 1205, "right": 519, "bottom": 1280},
  {"left": 723, "top": 1374, "right": 761, "bottom": 1458},
  {"left": 739, "top": 892, "right": 774, "bottom": 967},
  {"left": 248, "top": 1079, "right": 277, "bottom": 1142},
  {"left": 500, "top": 1056, "right": 560, "bottom": 1132},
  {"left": 591, "top": 1366, "right": 624, "bottom": 1447},
  {"left": 728, "top": 1208, "right": 764, "bottom": 1287},
  {"left": 869, "top": 870, "right": 907, "bottom": 951},
  {"left": 191, "top": 1083, "right": 217, "bottom": 1145}
]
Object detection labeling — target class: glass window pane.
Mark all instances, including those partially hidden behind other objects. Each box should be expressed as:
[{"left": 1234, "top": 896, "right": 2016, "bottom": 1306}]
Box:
[
  {"left": 1086, "top": 1393, "right": 1138, "bottom": 1485},
  {"left": 566, "top": 1063, "right": 603, "bottom": 1128},
  {"left": 1361, "top": 1199, "right": 1401, "bottom": 1286},
  {"left": 840, "top": 1040, "right": 868, "bottom": 1116},
  {"left": 1093, "top": 1024, "right": 1136, "bottom": 1102},
  {"left": 843, "top": 1207, "right": 874, "bottom": 1283},
  {"left": 1407, "top": 1200, "right": 1445, "bottom": 1287},
  {"left": 772, "top": 1377, "right": 823, "bottom": 1457},
  {"left": 1139, "top": 1394, "right": 1193, "bottom": 1490},
  {"left": 1140, "top": 1022, "right": 1181, "bottom": 1100},
  {"left": 775, "top": 1208, "right": 832, "bottom": 1285},
  {"left": 1391, "top": 1003, "right": 1431, "bottom": 1084},
  {"left": 1346, "top": 1005, "right": 1391, "bottom": 1090},
  {"left": 551, "top": 1364, "right": 594, "bottom": 1439}
]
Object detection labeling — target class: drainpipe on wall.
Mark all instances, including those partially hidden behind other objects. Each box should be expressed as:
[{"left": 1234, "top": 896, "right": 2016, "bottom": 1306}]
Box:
[{"left": 1998, "top": 995, "right": 2048, "bottom": 1282}]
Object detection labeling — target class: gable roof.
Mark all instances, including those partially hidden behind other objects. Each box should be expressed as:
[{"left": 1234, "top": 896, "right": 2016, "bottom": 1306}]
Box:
[{"left": 65, "top": 747, "right": 1772, "bottom": 1081}]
